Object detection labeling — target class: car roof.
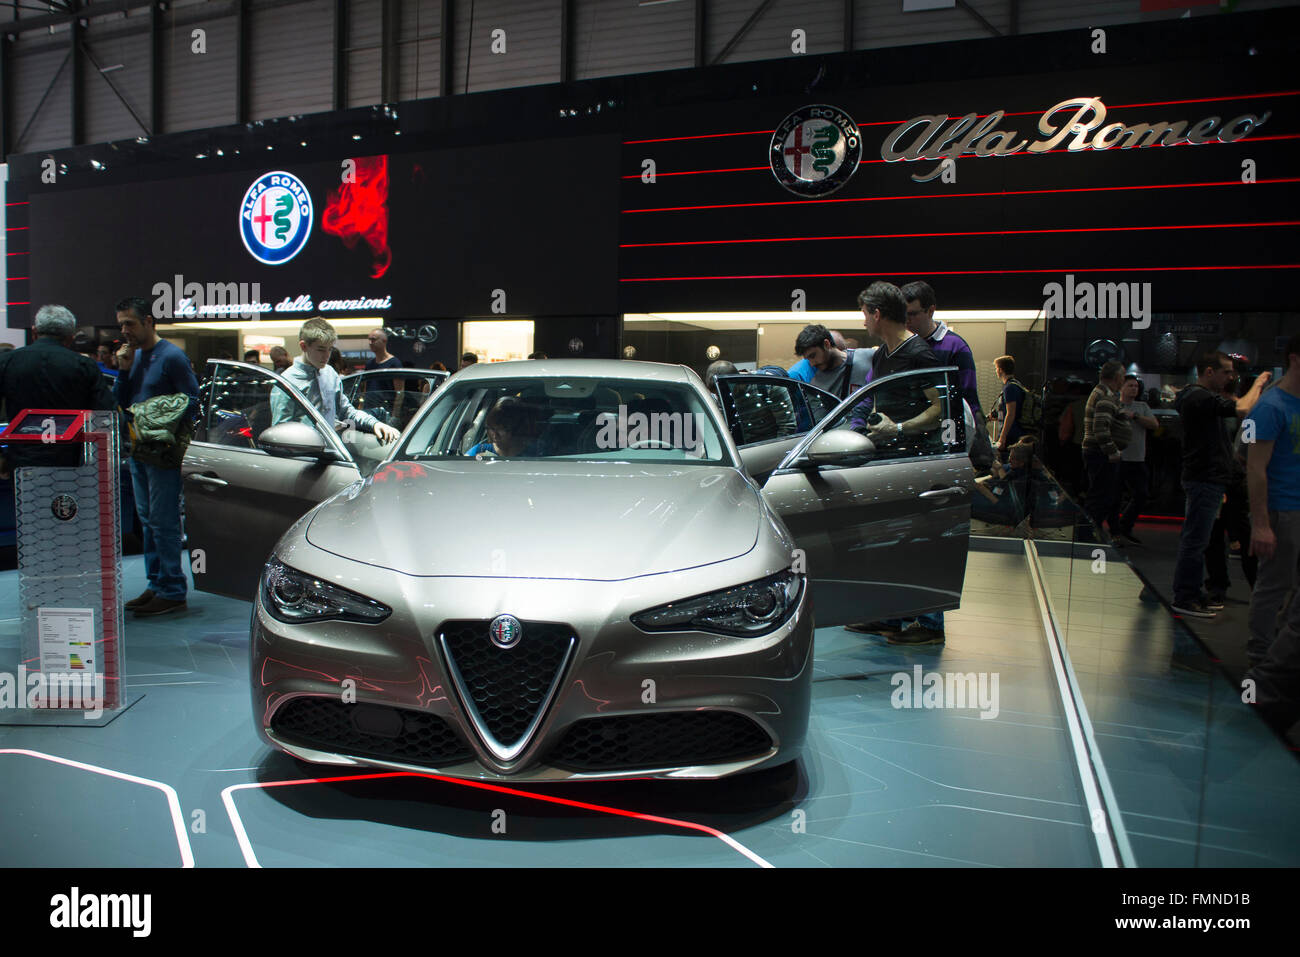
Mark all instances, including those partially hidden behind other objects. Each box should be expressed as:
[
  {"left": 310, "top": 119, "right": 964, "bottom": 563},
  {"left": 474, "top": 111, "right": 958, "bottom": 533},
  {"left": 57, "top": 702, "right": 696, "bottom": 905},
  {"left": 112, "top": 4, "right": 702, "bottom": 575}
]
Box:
[{"left": 451, "top": 359, "right": 696, "bottom": 384}]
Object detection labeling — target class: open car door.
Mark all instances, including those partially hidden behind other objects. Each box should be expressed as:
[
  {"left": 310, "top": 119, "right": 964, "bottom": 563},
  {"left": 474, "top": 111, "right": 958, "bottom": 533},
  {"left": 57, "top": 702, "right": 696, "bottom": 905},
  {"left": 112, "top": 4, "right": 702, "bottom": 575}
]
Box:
[
  {"left": 760, "top": 366, "right": 973, "bottom": 627},
  {"left": 713, "top": 374, "right": 840, "bottom": 484},
  {"left": 341, "top": 367, "right": 448, "bottom": 434},
  {"left": 184, "top": 360, "right": 365, "bottom": 601}
]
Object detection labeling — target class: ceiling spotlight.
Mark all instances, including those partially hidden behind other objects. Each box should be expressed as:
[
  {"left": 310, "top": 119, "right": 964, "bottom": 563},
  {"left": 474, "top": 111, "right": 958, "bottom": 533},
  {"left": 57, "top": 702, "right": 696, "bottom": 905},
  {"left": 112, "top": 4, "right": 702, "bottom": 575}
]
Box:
[
  {"left": 195, "top": 153, "right": 207, "bottom": 159},
  {"left": 216, "top": 149, "right": 224, "bottom": 156},
  {"left": 352, "top": 134, "right": 361, "bottom": 140}
]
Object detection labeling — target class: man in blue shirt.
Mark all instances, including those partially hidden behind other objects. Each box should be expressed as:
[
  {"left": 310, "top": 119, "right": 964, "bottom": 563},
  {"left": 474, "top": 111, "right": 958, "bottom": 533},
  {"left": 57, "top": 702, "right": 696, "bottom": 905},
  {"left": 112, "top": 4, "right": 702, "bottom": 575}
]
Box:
[
  {"left": 1245, "top": 333, "right": 1300, "bottom": 666},
  {"left": 114, "top": 296, "right": 200, "bottom": 618}
]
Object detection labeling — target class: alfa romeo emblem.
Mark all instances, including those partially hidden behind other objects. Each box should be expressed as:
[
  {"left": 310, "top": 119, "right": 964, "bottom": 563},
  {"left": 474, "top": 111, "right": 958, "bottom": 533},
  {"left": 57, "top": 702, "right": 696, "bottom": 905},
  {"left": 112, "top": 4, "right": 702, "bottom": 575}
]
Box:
[
  {"left": 770, "top": 104, "right": 862, "bottom": 197},
  {"left": 489, "top": 615, "right": 522, "bottom": 650},
  {"left": 51, "top": 494, "right": 78, "bottom": 521},
  {"left": 240, "top": 170, "right": 314, "bottom": 265}
]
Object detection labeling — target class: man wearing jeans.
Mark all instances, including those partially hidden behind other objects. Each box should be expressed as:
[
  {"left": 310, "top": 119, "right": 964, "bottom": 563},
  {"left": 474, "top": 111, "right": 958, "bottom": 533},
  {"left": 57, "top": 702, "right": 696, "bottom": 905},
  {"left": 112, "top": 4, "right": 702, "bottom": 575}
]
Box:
[
  {"left": 1244, "top": 333, "right": 1300, "bottom": 666},
  {"left": 1081, "top": 361, "right": 1130, "bottom": 540},
  {"left": 1171, "top": 352, "right": 1271, "bottom": 619},
  {"left": 114, "top": 296, "right": 200, "bottom": 617}
]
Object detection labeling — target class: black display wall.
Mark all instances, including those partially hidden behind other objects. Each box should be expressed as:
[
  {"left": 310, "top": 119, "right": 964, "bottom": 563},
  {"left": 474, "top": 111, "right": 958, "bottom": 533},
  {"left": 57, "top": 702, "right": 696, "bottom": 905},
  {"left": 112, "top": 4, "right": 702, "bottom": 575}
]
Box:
[{"left": 619, "top": 56, "right": 1299, "bottom": 314}]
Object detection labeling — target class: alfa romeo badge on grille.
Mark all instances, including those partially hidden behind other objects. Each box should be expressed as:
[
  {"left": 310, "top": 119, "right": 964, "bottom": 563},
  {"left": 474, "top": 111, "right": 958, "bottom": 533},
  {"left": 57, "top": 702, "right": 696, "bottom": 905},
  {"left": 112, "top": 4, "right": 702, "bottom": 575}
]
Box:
[{"left": 489, "top": 615, "right": 523, "bottom": 650}]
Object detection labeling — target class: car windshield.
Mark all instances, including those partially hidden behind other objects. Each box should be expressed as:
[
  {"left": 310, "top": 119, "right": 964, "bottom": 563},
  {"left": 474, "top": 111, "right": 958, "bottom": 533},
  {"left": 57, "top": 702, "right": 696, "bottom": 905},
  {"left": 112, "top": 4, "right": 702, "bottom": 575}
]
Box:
[{"left": 399, "top": 375, "right": 731, "bottom": 464}]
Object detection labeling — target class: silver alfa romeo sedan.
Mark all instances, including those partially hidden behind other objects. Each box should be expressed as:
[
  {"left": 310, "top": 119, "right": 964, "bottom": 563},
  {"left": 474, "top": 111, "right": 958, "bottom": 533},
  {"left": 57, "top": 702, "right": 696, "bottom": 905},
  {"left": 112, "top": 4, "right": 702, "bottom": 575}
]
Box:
[{"left": 183, "top": 358, "right": 972, "bottom": 781}]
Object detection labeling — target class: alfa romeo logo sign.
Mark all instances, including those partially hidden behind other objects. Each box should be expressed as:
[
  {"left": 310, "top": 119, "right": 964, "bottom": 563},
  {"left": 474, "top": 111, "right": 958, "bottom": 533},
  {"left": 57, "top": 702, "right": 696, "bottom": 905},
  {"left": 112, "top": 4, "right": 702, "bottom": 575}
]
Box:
[
  {"left": 240, "top": 170, "right": 314, "bottom": 265},
  {"left": 51, "top": 494, "right": 78, "bottom": 521},
  {"left": 770, "top": 104, "right": 862, "bottom": 197}
]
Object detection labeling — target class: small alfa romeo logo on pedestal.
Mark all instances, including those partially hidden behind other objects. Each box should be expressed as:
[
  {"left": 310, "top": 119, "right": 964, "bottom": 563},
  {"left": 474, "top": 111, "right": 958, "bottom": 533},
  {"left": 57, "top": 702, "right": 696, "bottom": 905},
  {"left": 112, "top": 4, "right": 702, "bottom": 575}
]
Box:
[
  {"left": 51, "top": 494, "right": 78, "bottom": 521},
  {"left": 770, "top": 104, "right": 862, "bottom": 197}
]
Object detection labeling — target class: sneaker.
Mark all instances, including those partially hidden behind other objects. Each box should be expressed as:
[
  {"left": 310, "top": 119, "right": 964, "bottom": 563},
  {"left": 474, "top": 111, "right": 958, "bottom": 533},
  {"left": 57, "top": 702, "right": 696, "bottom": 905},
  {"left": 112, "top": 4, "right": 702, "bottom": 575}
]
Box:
[
  {"left": 133, "top": 596, "right": 188, "bottom": 618},
  {"left": 1171, "top": 599, "right": 1216, "bottom": 619},
  {"left": 1205, "top": 593, "right": 1226, "bottom": 610},
  {"left": 844, "top": 620, "right": 904, "bottom": 637},
  {"left": 124, "top": 589, "right": 155, "bottom": 610},
  {"left": 887, "top": 623, "right": 946, "bottom": 645}
]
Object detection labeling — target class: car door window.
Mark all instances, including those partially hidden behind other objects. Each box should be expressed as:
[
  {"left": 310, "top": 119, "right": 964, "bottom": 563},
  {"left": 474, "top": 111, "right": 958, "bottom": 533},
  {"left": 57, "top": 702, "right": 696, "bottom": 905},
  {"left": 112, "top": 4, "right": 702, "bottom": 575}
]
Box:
[
  {"left": 344, "top": 369, "right": 447, "bottom": 433},
  {"left": 202, "top": 363, "right": 335, "bottom": 454},
  {"left": 796, "top": 367, "right": 963, "bottom": 468},
  {"left": 796, "top": 382, "right": 838, "bottom": 426},
  {"left": 715, "top": 376, "right": 810, "bottom": 446}
]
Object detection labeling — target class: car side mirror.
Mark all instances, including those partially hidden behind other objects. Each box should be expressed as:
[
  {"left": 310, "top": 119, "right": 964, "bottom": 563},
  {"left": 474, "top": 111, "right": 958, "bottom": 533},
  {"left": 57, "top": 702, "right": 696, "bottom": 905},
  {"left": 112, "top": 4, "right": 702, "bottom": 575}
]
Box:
[
  {"left": 259, "top": 422, "right": 336, "bottom": 460},
  {"left": 804, "top": 429, "right": 874, "bottom": 466}
]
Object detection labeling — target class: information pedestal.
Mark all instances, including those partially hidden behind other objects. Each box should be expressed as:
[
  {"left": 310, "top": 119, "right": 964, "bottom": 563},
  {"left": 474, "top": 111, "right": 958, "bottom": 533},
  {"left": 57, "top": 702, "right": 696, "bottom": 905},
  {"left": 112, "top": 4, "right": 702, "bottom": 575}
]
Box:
[{"left": 1, "top": 409, "right": 136, "bottom": 726}]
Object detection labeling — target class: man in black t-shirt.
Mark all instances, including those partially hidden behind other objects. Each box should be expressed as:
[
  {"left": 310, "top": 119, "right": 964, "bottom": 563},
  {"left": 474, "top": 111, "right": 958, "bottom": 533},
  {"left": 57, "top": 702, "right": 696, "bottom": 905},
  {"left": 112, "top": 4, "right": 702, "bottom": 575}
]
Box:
[
  {"left": 1170, "top": 351, "right": 1271, "bottom": 618},
  {"left": 846, "top": 283, "right": 943, "bottom": 439},
  {"left": 845, "top": 282, "right": 948, "bottom": 646},
  {"left": 363, "top": 328, "right": 405, "bottom": 424}
]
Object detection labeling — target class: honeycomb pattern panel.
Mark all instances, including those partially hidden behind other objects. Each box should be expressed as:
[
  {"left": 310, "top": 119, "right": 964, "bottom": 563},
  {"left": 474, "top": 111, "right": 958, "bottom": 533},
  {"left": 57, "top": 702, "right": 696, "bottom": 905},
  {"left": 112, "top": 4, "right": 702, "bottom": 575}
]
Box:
[
  {"left": 549, "top": 711, "right": 773, "bottom": 772},
  {"left": 441, "top": 620, "right": 573, "bottom": 748},
  {"left": 272, "top": 697, "right": 472, "bottom": 766}
]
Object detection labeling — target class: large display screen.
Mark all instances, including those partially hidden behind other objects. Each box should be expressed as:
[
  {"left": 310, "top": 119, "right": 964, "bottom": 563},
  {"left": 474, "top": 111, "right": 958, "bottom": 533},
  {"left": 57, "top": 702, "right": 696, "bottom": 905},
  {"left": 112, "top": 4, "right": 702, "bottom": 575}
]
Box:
[{"left": 27, "top": 134, "right": 620, "bottom": 326}]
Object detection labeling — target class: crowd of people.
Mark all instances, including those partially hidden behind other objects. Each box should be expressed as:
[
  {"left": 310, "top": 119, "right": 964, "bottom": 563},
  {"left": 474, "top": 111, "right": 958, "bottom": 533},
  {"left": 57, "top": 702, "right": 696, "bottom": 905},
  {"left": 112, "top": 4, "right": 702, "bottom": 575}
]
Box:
[{"left": 0, "top": 291, "right": 1296, "bottom": 734}]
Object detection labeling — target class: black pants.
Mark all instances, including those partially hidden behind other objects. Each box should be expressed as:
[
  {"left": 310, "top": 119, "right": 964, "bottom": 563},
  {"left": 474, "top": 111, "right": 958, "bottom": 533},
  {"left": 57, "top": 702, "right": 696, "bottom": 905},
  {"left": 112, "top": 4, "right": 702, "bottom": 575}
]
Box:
[
  {"left": 1111, "top": 460, "right": 1148, "bottom": 535},
  {"left": 1206, "top": 477, "right": 1257, "bottom": 592},
  {"left": 1083, "top": 450, "right": 1121, "bottom": 535}
]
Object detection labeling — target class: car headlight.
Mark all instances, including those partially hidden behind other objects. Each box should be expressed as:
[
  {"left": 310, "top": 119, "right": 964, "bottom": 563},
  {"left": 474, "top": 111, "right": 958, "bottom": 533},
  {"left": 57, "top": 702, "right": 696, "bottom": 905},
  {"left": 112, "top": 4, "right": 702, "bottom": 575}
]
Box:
[
  {"left": 631, "top": 570, "right": 803, "bottom": 637},
  {"left": 261, "top": 559, "right": 392, "bottom": 624}
]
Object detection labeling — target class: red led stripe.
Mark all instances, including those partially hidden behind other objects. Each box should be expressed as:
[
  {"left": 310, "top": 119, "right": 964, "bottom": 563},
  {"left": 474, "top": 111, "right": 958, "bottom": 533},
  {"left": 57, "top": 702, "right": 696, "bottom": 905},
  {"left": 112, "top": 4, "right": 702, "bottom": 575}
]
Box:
[
  {"left": 4, "top": 201, "right": 29, "bottom": 206},
  {"left": 6, "top": 276, "right": 29, "bottom": 281},
  {"left": 622, "top": 176, "right": 1300, "bottom": 214},
  {"left": 6, "top": 301, "right": 31, "bottom": 305},
  {"left": 250, "top": 771, "right": 741, "bottom": 841},
  {"left": 620, "top": 220, "right": 1300, "bottom": 249},
  {"left": 621, "top": 264, "right": 1300, "bottom": 282}
]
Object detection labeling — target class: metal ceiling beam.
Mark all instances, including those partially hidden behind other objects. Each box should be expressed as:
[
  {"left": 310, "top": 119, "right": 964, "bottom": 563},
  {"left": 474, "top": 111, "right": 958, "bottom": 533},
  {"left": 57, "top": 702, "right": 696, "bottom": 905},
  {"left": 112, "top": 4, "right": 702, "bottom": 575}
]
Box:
[
  {"left": 333, "top": 0, "right": 346, "bottom": 109},
  {"left": 440, "top": 0, "right": 453, "bottom": 95},
  {"left": 81, "top": 37, "right": 149, "bottom": 134},
  {"left": 559, "top": 0, "right": 572, "bottom": 84},
  {"left": 69, "top": 0, "right": 82, "bottom": 144},
  {"left": 0, "top": 32, "right": 9, "bottom": 158},
  {"left": 381, "top": 0, "right": 400, "bottom": 103},
  {"left": 694, "top": 0, "right": 705, "bottom": 68},
  {"left": 235, "top": 0, "right": 249, "bottom": 123},
  {"left": 12, "top": 46, "right": 70, "bottom": 152},
  {"left": 711, "top": 0, "right": 777, "bottom": 66},
  {"left": 957, "top": 0, "right": 1002, "bottom": 37},
  {"left": 149, "top": 0, "right": 161, "bottom": 132}
]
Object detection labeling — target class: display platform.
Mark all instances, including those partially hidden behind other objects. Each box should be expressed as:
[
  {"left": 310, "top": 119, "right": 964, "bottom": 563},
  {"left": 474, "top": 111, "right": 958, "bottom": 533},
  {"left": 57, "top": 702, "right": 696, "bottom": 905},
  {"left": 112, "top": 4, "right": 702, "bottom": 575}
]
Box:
[{"left": 2, "top": 546, "right": 1295, "bottom": 868}]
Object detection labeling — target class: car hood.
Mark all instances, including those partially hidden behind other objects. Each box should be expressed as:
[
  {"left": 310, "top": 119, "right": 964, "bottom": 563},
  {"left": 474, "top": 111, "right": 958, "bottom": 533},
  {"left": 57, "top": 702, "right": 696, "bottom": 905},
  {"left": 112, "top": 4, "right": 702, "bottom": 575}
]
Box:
[{"left": 304, "top": 459, "right": 762, "bottom": 580}]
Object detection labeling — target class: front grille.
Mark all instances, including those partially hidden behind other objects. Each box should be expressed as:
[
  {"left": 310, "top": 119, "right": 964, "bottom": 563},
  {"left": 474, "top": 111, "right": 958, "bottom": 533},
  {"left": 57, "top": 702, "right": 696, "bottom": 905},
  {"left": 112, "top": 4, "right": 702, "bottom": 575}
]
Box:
[
  {"left": 271, "top": 697, "right": 472, "bottom": 767},
  {"left": 440, "top": 620, "right": 574, "bottom": 754},
  {"left": 548, "top": 711, "right": 773, "bottom": 772}
]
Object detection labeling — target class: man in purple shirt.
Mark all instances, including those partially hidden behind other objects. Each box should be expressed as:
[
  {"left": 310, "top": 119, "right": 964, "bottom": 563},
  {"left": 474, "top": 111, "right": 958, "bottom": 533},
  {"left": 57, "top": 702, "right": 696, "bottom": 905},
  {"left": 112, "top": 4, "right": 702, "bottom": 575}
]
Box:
[{"left": 901, "top": 280, "right": 993, "bottom": 471}]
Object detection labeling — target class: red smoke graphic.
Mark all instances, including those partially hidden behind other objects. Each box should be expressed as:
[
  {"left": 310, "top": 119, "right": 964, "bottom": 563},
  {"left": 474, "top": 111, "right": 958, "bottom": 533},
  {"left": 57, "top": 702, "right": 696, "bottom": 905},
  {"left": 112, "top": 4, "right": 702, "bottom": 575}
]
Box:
[{"left": 322, "top": 155, "right": 391, "bottom": 278}]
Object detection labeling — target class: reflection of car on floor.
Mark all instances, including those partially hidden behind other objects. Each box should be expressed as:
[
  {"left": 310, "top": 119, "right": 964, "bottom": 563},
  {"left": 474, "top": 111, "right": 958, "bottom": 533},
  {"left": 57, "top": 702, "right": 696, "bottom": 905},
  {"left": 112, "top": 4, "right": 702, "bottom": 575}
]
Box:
[{"left": 183, "top": 359, "right": 972, "bottom": 782}]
